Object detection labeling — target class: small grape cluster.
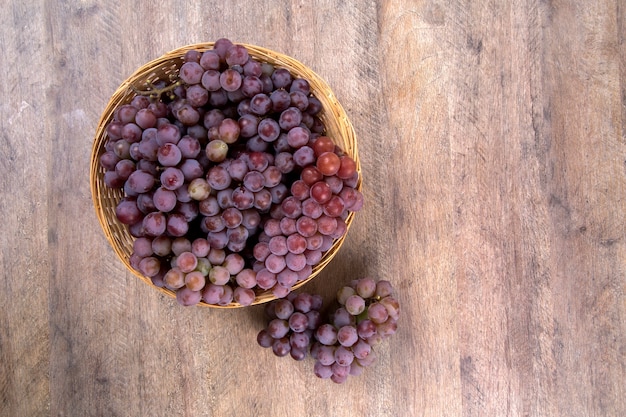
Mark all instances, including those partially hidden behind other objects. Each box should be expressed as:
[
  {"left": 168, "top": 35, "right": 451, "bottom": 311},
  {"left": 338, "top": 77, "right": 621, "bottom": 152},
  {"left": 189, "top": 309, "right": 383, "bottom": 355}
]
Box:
[
  {"left": 98, "top": 39, "right": 363, "bottom": 306},
  {"left": 257, "top": 277, "right": 400, "bottom": 383}
]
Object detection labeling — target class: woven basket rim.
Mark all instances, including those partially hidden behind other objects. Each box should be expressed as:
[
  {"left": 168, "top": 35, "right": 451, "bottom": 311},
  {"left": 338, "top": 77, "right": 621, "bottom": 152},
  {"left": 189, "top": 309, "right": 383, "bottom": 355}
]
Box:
[{"left": 90, "top": 41, "right": 361, "bottom": 308}]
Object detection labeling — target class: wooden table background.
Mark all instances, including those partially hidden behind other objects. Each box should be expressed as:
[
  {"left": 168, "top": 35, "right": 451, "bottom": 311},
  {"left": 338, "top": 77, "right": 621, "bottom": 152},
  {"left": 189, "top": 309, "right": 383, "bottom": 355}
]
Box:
[{"left": 1, "top": 0, "right": 625, "bottom": 416}]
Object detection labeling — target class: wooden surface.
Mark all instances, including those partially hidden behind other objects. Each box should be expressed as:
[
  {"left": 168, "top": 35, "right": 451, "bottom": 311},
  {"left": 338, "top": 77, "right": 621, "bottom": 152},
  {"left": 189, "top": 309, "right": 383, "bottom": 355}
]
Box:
[{"left": 1, "top": 0, "right": 625, "bottom": 416}]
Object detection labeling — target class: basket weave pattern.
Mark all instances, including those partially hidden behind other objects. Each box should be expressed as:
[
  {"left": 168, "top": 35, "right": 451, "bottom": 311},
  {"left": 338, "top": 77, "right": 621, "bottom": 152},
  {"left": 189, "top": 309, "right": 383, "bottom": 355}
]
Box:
[{"left": 90, "top": 42, "right": 361, "bottom": 308}]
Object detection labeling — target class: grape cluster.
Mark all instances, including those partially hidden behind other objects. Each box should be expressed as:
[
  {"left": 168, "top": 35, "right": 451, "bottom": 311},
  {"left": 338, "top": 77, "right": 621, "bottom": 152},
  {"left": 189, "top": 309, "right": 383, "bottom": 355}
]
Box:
[
  {"left": 98, "top": 38, "right": 363, "bottom": 306},
  {"left": 257, "top": 277, "right": 400, "bottom": 384}
]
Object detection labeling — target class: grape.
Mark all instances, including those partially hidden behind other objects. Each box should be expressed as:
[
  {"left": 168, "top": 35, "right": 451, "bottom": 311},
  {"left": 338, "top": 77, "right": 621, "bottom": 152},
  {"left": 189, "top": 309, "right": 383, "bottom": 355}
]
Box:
[
  {"left": 278, "top": 107, "right": 302, "bottom": 130},
  {"left": 274, "top": 152, "right": 295, "bottom": 173},
  {"left": 315, "top": 344, "right": 336, "bottom": 366},
  {"left": 191, "top": 238, "right": 210, "bottom": 258},
  {"left": 233, "top": 287, "right": 255, "bottom": 306},
  {"left": 269, "top": 235, "right": 288, "bottom": 256},
  {"left": 235, "top": 269, "right": 257, "bottom": 289},
  {"left": 225, "top": 44, "right": 249, "bottom": 66},
  {"left": 156, "top": 122, "right": 181, "bottom": 145},
  {"left": 295, "top": 217, "right": 317, "bottom": 238},
  {"left": 306, "top": 233, "right": 324, "bottom": 251},
  {"left": 249, "top": 93, "right": 272, "bottom": 116},
  {"left": 171, "top": 237, "right": 192, "bottom": 256},
  {"left": 207, "top": 165, "right": 232, "bottom": 190},
  {"left": 379, "top": 296, "right": 401, "bottom": 321},
  {"left": 243, "top": 170, "right": 265, "bottom": 192},
  {"left": 270, "top": 89, "right": 291, "bottom": 113},
  {"left": 139, "top": 256, "right": 160, "bottom": 277},
  {"left": 153, "top": 187, "right": 177, "bottom": 212},
  {"left": 290, "top": 78, "right": 310, "bottom": 95},
  {"left": 289, "top": 91, "right": 309, "bottom": 111},
  {"left": 238, "top": 113, "right": 259, "bottom": 137},
  {"left": 218, "top": 285, "right": 234, "bottom": 305},
  {"left": 241, "top": 208, "right": 261, "bottom": 229},
  {"left": 220, "top": 69, "right": 243, "bottom": 91},
  {"left": 301, "top": 198, "right": 323, "bottom": 219},
  {"left": 115, "top": 159, "right": 136, "bottom": 180},
  {"left": 185, "top": 271, "right": 206, "bottom": 291},
  {"left": 227, "top": 158, "right": 249, "bottom": 181},
  {"left": 304, "top": 249, "right": 323, "bottom": 266},
  {"left": 315, "top": 151, "right": 341, "bottom": 176},
  {"left": 205, "top": 139, "right": 229, "bottom": 162},
  {"left": 300, "top": 166, "right": 323, "bottom": 185},
  {"left": 281, "top": 196, "right": 302, "bottom": 219},
  {"left": 113, "top": 140, "right": 132, "bottom": 159},
  {"left": 200, "top": 50, "right": 220, "bottom": 70},
  {"left": 265, "top": 253, "right": 286, "bottom": 274},
  {"left": 271, "top": 337, "right": 291, "bottom": 357},
  {"left": 261, "top": 166, "right": 281, "bottom": 188},
  {"left": 334, "top": 345, "right": 355, "bottom": 366},
  {"left": 138, "top": 137, "right": 159, "bottom": 161},
  {"left": 345, "top": 294, "right": 366, "bottom": 315},
  {"left": 277, "top": 268, "right": 298, "bottom": 288},
  {"left": 160, "top": 167, "right": 185, "bottom": 190},
  {"left": 253, "top": 188, "right": 272, "bottom": 211},
  {"left": 273, "top": 299, "right": 294, "bottom": 319},
  {"left": 367, "top": 302, "right": 390, "bottom": 324},
  {"left": 193, "top": 257, "right": 211, "bottom": 277},
  {"left": 256, "top": 268, "right": 277, "bottom": 289},
  {"left": 175, "top": 103, "right": 201, "bottom": 126},
  {"left": 243, "top": 60, "right": 262, "bottom": 77},
  {"left": 279, "top": 217, "right": 297, "bottom": 236},
  {"left": 186, "top": 85, "right": 209, "bottom": 108},
  {"left": 115, "top": 199, "right": 143, "bottom": 225},
  {"left": 208, "top": 265, "right": 230, "bottom": 285},
  {"left": 271, "top": 68, "right": 292, "bottom": 89},
  {"left": 209, "top": 88, "right": 229, "bottom": 107},
  {"left": 290, "top": 332, "right": 310, "bottom": 350},
  {"left": 222, "top": 253, "right": 245, "bottom": 275},
  {"left": 188, "top": 177, "right": 211, "bottom": 201},
  {"left": 164, "top": 267, "right": 186, "bottom": 290},
  {"left": 151, "top": 236, "right": 172, "bottom": 257},
  {"left": 323, "top": 195, "right": 345, "bottom": 217},
  {"left": 293, "top": 146, "right": 316, "bottom": 167},
  {"left": 167, "top": 213, "right": 189, "bottom": 237},
  {"left": 221, "top": 207, "right": 243, "bottom": 228},
  {"left": 179, "top": 61, "right": 204, "bottom": 84},
  {"left": 126, "top": 170, "right": 155, "bottom": 194},
  {"left": 178, "top": 136, "right": 201, "bottom": 159},
  {"left": 268, "top": 319, "right": 290, "bottom": 339},
  {"left": 218, "top": 118, "right": 240, "bottom": 143},
  {"left": 176, "top": 287, "right": 202, "bottom": 306},
  {"left": 314, "top": 361, "right": 333, "bottom": 379},
  {"left": 257, "top": 329, "right": 274, "bottom": 348},
  {"left": 286, "top": 233, "right": 307, "bottom": 254},
  {"left": 176, "top": 251, "right": 198, "bottom": 273},
  {"left": 241, "top": 75, "right": 264, "bottom": 97},
  {"left": 100, "top": 150, "right": 120, "bottom": 170},
  {"left": 315, "top": 324, "right": 338, "bottom": 345},
  {"left": 216, "top": 188, "right": 234, "bottom": 209},
  {"left": 287, "top": 312, "right": 308, "bottom": 333},
  {"left": 142, "top": 211, "right": 167, "bottom": 236},
  {"left": 176, "top": 201, "right": 198, "bottom": 222},
  {"left": 132, "top": 237, "right": 153, "bottom": 258}
]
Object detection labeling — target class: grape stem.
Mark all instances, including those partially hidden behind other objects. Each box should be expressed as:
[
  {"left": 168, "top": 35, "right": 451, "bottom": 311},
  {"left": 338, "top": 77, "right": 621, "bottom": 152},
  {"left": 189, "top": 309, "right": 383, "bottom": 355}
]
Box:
[{"left": 131, "top": 78, "right": 182, "bottom": 101}]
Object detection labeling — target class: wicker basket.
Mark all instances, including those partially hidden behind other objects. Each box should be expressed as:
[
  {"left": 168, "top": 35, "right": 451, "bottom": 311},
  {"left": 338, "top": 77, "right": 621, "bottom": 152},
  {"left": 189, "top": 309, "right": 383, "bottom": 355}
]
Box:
[{"left": 90, "top": 42, "right": 361, "bottom": 308}]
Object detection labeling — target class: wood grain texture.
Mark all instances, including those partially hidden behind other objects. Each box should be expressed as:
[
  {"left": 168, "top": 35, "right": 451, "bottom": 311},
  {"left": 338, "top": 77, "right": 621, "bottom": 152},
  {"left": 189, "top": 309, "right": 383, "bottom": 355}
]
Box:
[{"left": 0, "top": 0, "right": 624, "bottom": 416}]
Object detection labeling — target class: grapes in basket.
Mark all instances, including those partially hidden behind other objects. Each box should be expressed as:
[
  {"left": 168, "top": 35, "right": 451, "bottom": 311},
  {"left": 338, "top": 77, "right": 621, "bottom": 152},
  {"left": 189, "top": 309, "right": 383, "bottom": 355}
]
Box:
[{"left": 98, "top": 38, "right": 363, "bottom": 307}]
